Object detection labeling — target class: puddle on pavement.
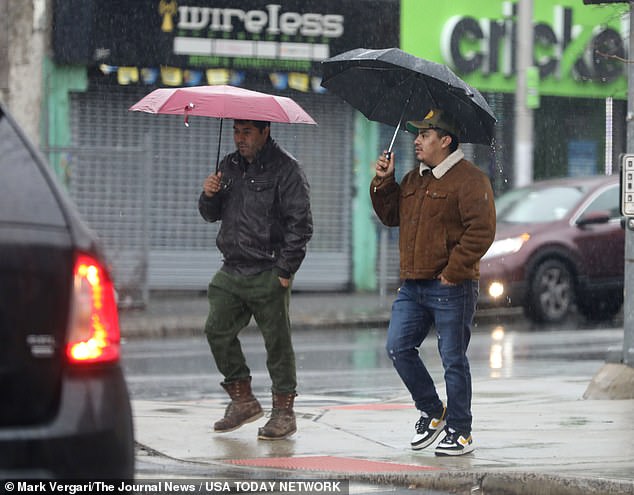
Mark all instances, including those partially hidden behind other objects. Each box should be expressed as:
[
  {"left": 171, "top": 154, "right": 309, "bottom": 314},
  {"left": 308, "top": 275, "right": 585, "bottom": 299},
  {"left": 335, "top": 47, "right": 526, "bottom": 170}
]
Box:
[
  {"left": 153, "top": 407, "right": 186, "bottom": 414},
  {"left": 559, "top": 416, "right": 590, "bottom": 427}
]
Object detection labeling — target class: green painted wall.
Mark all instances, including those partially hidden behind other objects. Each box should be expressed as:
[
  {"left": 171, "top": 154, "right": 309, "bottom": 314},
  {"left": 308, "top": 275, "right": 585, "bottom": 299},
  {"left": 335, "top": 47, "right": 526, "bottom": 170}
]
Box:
[
  {"left": 42, "top": 59, "right": 88, "bottom": 185},
  {"left": 352, "top": 113, "right": 379, "bottom": 291}
]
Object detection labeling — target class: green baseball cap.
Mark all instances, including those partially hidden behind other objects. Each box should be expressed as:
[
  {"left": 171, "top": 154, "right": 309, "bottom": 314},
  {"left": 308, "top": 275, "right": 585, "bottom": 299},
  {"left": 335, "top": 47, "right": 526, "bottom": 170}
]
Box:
[{"left": 406, "top": 108, "right": 459, "bottom": 137}]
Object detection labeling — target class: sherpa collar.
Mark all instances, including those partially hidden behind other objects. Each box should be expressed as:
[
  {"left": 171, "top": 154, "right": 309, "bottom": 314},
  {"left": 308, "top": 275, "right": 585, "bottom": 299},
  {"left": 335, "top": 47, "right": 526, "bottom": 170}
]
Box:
[{"left": 419, "top": 148, "right": 464, "bottom": 179}]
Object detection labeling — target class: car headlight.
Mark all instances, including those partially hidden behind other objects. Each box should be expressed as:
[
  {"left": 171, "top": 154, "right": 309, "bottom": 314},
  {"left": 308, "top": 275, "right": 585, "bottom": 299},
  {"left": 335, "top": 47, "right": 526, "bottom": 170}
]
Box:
[
  {"left": 488, "top": 281, "right": 505, "bottom": 298},
  {"left": 482, "top": 233, "right": 530, "bottom": 260}
]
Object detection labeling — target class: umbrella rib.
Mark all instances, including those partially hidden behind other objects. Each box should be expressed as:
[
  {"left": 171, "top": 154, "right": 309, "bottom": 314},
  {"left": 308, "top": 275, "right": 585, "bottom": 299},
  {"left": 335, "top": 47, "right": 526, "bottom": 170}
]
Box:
[{"left": 366, "top": 73, "right": 420, "bottom": 123}]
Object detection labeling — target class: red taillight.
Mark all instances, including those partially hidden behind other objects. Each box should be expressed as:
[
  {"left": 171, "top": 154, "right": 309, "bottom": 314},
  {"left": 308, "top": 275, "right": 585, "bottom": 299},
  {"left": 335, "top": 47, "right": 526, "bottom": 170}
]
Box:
[{"left": 66, "top": 253, "right": 120, "bottom": 365}]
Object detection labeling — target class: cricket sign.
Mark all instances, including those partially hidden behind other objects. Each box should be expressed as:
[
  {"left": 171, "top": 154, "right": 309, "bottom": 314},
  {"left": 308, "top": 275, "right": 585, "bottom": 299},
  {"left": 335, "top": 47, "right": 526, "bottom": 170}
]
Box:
[{"left": 402, "top": 0, "right": 629, "bottom": 99}]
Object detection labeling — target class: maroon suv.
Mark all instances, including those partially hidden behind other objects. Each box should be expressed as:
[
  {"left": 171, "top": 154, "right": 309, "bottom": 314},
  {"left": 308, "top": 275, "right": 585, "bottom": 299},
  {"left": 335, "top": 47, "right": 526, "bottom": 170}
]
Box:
[{"left": 479, "top": 175, "right": 624, "bottom": 324}]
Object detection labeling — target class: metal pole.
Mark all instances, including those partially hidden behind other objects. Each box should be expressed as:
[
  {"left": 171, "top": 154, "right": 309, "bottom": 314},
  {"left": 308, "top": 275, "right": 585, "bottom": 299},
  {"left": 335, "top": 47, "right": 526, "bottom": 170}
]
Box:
[
  {"left": 0, "top": 0, "right": 8, "bottom": 92},
  {"left": 141, "top": 133, "right": 151, "bottom": 308},
  {"left": 622, "top": 4, "right": 634, "bottom": 367},
  {"left": 378, "top": 227, "right": 388, "bottom": 299},
  {"left": 513, "top": 0, "right": 534, "bottom": 187}
]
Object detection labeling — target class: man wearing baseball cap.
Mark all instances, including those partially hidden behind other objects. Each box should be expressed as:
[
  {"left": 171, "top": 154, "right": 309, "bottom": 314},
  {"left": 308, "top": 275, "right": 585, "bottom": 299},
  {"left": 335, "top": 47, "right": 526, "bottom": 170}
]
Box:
[
  {"left": 406, "top": 108, "right": 460, "bottom": 136},
  {"left": 370, "top": 108, "right": 496, "bottom": 456}
]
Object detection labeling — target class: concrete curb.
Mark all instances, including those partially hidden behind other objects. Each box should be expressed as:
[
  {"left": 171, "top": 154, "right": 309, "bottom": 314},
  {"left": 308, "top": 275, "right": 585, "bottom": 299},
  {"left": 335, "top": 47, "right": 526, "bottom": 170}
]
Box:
[
  {"left": 119, "top": 317, "right": 391, "bottom": 340},
  {"left": 135, "top": 445, "right": 634, "bottom": 495},
  {"left": 119, "top": 308, "right": 528, "bottom": 340},
  {"left": 352, "top": 471, "right": 634, "bottom": 495}
]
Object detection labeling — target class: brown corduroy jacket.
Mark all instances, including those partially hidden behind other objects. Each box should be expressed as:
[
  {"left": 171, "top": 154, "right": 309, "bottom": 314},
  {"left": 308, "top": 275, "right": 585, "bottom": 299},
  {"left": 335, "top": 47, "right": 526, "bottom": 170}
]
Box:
[{"left": 370, "top": 150, "right": 496, "bottom": 284}]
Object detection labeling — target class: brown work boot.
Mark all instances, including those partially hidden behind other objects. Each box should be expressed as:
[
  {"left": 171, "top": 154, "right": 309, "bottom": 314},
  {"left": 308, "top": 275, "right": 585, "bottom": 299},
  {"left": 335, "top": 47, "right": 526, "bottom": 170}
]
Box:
[
  {"left": 257, "top": 392, "right": 297, "bottom": 440},
  {"left": 214, "top": 378, "right": 263, "bottom": 433}
]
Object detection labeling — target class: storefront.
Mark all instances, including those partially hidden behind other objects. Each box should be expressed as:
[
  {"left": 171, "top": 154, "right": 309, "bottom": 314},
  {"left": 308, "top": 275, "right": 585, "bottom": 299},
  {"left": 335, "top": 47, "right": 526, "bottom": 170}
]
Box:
[
  {"left": 48, "top": 0, "right": 399, "bottom": 301},
  {"left": 401, "top": 0, "right": 629, "bottom": 187},
  {"left": 48, "top": 0, "right": 626, "bottom": 296}
]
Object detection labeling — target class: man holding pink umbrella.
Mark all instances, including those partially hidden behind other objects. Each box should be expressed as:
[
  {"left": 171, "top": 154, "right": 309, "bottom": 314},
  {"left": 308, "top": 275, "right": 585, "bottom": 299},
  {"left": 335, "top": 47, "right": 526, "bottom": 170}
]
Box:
[{"left": 199, "top": 119, "right": 313, "bottom": 441}]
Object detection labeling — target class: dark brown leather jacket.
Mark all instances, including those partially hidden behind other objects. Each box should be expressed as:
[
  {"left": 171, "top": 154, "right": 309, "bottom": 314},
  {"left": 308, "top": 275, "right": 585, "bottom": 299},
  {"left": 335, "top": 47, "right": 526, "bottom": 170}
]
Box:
[{"left": 199, "top": 138, "right": 313, "bottom": 279}]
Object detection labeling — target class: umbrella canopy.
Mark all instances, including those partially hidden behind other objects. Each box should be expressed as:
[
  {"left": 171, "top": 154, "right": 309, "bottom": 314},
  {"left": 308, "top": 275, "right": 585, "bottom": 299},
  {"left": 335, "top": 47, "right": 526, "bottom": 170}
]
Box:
[
  {"left": 321, "top": 48, "right": 496, "bottom": 147},
  {"left": 129, "top": 85, "right": 317, "bottom": 172},
  {"left": 129, "top": 84, "right": 317, "bottom": 125}
]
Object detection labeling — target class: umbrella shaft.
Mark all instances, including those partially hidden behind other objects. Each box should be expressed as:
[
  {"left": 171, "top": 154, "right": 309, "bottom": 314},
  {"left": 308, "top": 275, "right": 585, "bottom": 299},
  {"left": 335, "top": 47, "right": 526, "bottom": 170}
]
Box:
[
  {"left": 388, "top": 120, "right": 401, "bottom": 152},
  {"left": 386, "top": 87, "right": 413, "bottom": 158},
  {"left": 385, "top": 119, "right": 402, "bottom": 160},
  {"left": 215, "top": 118, "right": 223, "bottom": 174}
]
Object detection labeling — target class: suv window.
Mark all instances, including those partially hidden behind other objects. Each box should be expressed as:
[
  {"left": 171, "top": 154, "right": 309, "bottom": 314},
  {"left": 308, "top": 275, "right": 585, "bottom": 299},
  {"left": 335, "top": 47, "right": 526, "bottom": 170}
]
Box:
[
  {"left": 497, "top": 185, "right": 585, "bottom": 223},
  {"left": 581, "top": 184, "right": 620, "bottom": 220}
]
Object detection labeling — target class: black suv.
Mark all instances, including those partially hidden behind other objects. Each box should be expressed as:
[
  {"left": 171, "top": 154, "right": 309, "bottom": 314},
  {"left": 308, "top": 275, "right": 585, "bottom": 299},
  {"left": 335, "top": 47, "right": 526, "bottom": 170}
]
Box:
[{"left": 0, "top": 103, "right": 134, "bottom": 477}]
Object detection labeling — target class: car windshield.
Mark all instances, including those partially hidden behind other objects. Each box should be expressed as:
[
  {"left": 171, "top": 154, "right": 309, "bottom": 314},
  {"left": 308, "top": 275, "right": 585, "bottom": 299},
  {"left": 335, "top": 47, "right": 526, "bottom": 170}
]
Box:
[{"left": 496, "top": 185, "right": 587, "bottom": 223}]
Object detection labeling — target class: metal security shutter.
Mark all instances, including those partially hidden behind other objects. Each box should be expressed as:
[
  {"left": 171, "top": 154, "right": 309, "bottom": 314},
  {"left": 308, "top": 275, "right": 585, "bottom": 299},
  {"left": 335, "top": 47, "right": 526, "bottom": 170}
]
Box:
[{"left": 68, "top": 84, "right": 352, "bottom": 294}]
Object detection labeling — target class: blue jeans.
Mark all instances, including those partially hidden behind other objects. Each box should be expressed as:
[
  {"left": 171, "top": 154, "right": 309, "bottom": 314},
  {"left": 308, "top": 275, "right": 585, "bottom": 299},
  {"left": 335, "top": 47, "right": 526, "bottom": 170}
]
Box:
[{"left": 386, "top": 279, "right": 478, "bottom": 433}]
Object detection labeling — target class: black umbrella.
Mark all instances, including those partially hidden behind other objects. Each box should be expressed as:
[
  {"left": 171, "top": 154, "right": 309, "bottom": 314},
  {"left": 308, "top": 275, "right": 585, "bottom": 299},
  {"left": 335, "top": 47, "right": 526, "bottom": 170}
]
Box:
[{"left": 321, "top": 47, "right": 496, "bottom": 152}]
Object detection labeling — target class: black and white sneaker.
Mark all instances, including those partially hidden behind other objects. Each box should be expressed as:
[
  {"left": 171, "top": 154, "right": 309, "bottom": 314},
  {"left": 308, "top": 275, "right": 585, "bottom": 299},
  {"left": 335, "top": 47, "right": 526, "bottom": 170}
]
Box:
[
  {"left": 410, "top": 406, "right": 446, "bottom": 450},
  {"left": 435, "top": 427, "right": 475, "bottom": 456}
]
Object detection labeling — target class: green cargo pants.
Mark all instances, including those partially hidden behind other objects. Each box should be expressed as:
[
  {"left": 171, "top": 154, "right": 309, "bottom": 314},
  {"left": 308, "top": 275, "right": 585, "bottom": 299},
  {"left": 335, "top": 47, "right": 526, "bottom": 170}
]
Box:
[{"left": 204, "top": 269, "right": 296, "bottom": 394}]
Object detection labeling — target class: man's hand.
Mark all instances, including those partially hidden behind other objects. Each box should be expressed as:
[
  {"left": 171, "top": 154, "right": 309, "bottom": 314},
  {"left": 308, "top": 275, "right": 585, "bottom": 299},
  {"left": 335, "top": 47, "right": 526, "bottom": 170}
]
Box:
[
  {"left": 438, "top": 274, "right": 456, "bottom": 286},
  {"left": 375, "top": 150, "right": 395, "bottom": 179},
  {"left": 203, "top": 172, "right": 222, "bottom": 197},
  {"left": 279, "top": 277, "right": 290, "bottom": 288}
]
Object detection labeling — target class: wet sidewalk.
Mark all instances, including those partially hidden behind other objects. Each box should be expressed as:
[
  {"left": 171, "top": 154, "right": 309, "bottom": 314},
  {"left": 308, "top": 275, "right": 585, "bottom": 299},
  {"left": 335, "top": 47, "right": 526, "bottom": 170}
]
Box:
[
  {"left": 132, "top": 377, "right": 634, "bottom": 494},
  {"left": 122, "top": 292, "right": 634, "bottom": 495}
]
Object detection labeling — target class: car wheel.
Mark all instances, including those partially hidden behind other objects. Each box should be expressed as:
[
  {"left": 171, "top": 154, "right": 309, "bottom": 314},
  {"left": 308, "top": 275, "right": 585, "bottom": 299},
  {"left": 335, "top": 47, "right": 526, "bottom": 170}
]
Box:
[
  {"left": 577, "top": 291, "right": 623, "bottom": 322},
  {"left": 524, "top": 259, "right": 574, "bottom": 323}
]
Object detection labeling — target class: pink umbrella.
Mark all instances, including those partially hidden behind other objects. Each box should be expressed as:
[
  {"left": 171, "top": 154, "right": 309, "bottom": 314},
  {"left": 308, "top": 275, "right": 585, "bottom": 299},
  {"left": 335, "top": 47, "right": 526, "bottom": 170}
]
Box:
[{"left": 129, "top": 85, "right": 317, "bottom": 171}]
